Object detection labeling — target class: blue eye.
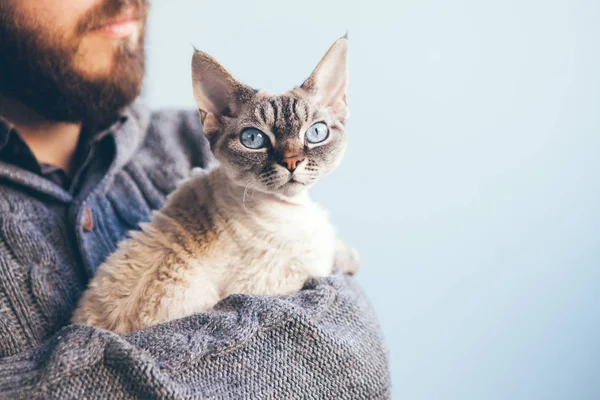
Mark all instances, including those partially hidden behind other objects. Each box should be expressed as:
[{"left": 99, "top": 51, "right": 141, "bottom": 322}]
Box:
[
  {"left": 240, "top": 128, "right": 267, "bottom": 149},
  {"left": 305, "top": 122, "right": 329, "bottom": 144}
]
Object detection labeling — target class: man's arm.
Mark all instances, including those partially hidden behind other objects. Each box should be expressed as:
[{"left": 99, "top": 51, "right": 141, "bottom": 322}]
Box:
[{"left": 0, "top": 273, "right": 390, "bottom": 399}]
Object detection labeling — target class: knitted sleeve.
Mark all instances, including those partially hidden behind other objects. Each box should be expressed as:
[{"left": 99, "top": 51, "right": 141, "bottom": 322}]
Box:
[{"left": 0, "top": 274, "right": 390, "bottom": 399}]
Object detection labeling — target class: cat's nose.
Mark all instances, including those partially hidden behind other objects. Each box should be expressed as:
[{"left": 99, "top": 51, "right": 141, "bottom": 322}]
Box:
[{"left": 279, "top": 154, "right": 305, "bottom": 173}]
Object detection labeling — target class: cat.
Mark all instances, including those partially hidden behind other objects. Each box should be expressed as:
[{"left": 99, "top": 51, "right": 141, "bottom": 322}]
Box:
[{"left": 71, "top": 36, "right": 359, "bottom": 334}]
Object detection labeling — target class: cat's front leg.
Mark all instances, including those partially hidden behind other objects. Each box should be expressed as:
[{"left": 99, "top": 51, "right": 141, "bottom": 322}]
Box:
[{"left": 334, "top": 239, "right": 361, "bottom": 275}]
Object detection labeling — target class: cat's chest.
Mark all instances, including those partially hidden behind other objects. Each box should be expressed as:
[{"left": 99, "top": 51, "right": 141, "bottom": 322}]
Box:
[
  {"left": 246, "top": 205, "right": 334, "bottom": 257},
  {"left": 220, "top": 205, "right": 336, "bottom": 295}
]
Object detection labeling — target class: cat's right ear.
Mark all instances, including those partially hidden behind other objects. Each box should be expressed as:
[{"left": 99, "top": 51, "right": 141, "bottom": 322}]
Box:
[
  {"left": 300, "top": 35, "right": 349, "bottom": 123},
  {"left": 191, "top": 51, "right": 254, "bottom": 134}
]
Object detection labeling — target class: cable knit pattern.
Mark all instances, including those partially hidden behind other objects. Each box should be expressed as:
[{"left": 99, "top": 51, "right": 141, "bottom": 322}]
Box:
[{"left": 0, "top": 102, "right": 390, "bottom": 399}]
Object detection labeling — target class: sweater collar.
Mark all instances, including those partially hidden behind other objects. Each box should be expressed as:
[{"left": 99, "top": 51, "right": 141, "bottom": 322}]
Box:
[{"left": 0, "top": 99, "right": 150, "bottom": 203}]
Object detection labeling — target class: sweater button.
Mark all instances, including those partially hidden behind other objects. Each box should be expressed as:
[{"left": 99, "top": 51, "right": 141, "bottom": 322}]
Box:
[{"left": 82, "top": 207, "right": 94, "bottom": 232}]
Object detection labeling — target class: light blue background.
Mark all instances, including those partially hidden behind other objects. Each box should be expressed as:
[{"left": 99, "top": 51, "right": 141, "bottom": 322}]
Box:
[{"left": 144, "top": 1, "right": 600, "bottom": 398}]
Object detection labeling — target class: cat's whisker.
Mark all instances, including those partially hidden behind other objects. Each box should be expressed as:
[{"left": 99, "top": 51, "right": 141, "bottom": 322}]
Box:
[{"left": 242, "top": 179, "right": 257, "bottom": 212}]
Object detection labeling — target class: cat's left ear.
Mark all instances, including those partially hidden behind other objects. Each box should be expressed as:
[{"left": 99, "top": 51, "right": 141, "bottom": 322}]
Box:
[
  {"left": 301, "top": 35, "right": 349, "bottom": 123},
  {"left": 191, "top": 50, "right": 255, "bottom": 134}
]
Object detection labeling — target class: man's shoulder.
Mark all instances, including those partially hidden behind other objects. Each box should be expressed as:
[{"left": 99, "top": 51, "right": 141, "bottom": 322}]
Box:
[
  {"left": 144, "top": 107, "right": 212, "bottom": 164},
  {"left": 124, "top": 105, "right": 213, "bottom": 192},
  {"left": 148, "top": 108, "right": 202, "bottom": 134},
  {"left": 124, "top": 101, "right": 202, "bottom": 144},
  {"left": 143, "top": 108, "right": 204, "bottom": 147}
]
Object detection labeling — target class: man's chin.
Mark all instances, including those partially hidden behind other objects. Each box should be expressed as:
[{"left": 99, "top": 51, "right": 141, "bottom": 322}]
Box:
[
  {"left": 75, "top": 28, "right": 144, "bottom": 80},
  {"left": 0, "top": 17, "right": 145, "bottom": 123}
]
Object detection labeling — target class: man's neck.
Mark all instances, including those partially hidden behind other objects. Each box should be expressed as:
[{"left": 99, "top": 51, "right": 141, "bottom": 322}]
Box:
[{"left": 0, "top": 96, "right": 81, "bottom": 175}]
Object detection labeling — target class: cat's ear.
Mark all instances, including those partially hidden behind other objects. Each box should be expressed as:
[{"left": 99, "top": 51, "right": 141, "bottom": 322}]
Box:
[
  {"left": 301, "top": 35, "right": 349, "bottom": 122},
  {"left": 191, "top": 50, "right": 254, "bottom": 133}
]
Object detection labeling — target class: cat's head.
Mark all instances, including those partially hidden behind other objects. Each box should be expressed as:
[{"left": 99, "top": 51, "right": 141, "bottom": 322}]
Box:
[{"left": 191, "top": 36, "right": 349, "bottom": 198}]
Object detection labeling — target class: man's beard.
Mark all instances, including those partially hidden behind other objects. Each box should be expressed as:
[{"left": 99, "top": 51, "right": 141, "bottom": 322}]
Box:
[{"left": 0, "top": 0, "right": 148, "bottom": 124}]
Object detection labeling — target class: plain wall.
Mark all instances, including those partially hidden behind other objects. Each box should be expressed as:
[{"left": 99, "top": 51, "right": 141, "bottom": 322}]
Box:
[{"left": 143, "top": 0, "right": 600, "bottom": 398}]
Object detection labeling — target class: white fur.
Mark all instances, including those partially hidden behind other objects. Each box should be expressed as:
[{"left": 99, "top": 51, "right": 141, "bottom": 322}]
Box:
[{"left": 71, "top": 167, "right": 336, "bottom": 334}]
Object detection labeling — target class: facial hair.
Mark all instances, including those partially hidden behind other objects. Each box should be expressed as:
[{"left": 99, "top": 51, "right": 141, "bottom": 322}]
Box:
[{"left": 0, "top": 0, "right": 148, "bottom": 124}]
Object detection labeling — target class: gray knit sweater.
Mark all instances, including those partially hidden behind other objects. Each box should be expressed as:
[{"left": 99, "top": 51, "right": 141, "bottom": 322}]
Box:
[{"left": 0, "top": 102, "right": 390, "bottom": 399}]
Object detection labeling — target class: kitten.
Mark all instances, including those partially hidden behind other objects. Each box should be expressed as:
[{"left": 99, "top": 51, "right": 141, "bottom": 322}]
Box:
[{"left": 71, "top": 36, "right": 358, "bottom": 334}]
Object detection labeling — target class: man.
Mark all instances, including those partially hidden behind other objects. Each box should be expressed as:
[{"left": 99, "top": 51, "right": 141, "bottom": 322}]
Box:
[{"left": 0, "top": 0, "right": 390, "bottom": 398}]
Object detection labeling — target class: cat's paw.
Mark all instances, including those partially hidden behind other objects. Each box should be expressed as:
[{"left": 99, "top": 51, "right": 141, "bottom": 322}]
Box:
[{"left": 334, "top": 240, "right": 361, "bottom": 276}]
